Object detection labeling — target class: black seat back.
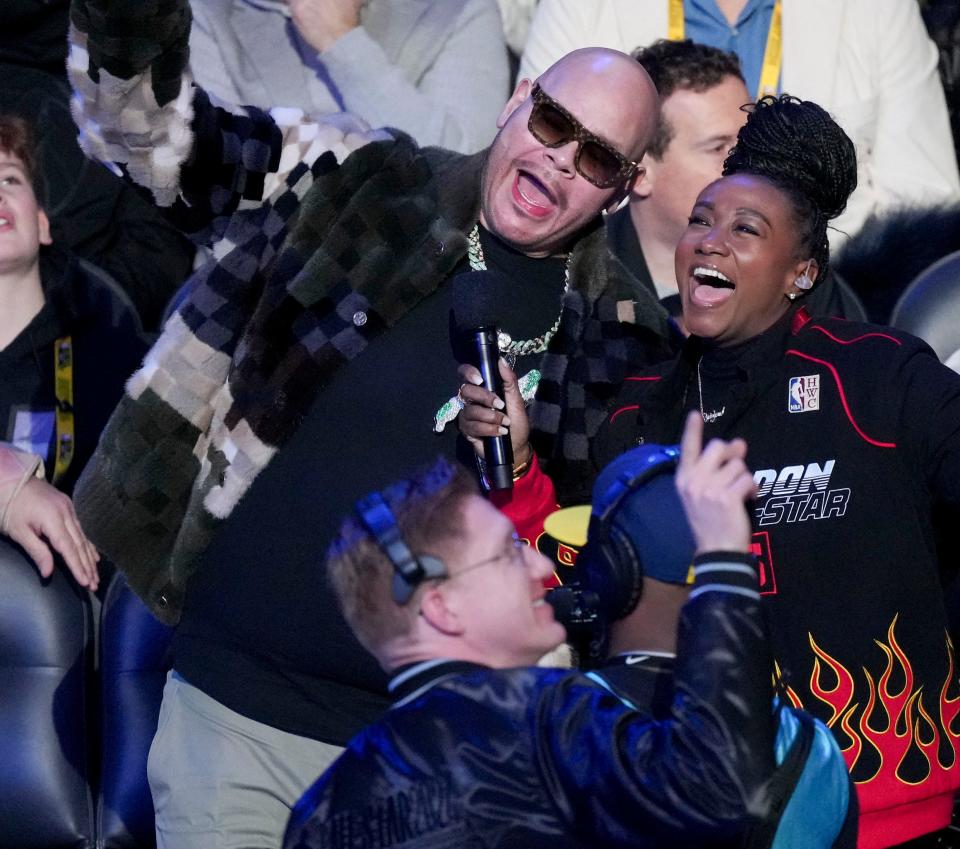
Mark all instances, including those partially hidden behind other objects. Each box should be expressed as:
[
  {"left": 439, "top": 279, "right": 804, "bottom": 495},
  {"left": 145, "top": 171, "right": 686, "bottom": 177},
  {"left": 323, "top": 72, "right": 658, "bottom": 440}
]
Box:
[
  {"left": 890, "top": 249, "right": 960, "bottom": 363},
  {"left": 0, "top": 538, "right": 95, "bottom": 848}
]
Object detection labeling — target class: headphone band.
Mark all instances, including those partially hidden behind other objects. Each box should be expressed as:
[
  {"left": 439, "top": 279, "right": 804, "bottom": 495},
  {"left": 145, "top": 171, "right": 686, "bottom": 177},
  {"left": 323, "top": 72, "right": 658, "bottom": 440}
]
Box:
[
  {"left": 579, "top": 445, "right": 682, "bottom": 622},
  {"left": 595, "top": 446, "right": 681, "bottom": 525},
  {"left": 354, "top": 491, "right": 447, "bottom": 605}
]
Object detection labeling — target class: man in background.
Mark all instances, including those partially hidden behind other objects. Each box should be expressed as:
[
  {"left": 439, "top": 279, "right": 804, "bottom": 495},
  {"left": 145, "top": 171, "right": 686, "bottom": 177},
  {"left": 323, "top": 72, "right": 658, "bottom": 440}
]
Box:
[
  {"left": 520, "top": 0, "right": 960, "bottom": 246},
  {"left": 607, "top": 39, "right": 748, "bottom": 316}
]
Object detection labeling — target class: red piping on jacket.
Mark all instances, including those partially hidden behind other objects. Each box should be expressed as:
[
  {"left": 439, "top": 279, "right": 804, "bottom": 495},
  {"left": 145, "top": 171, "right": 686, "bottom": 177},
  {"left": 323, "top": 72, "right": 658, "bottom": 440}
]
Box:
[
  {"left": 609, "top": 404, "right": 640, "bottom": 423},
  {"left": 808, "top": 325, "right": 903, "bottom": 347},
  {"left": 791, "top": 307, "right": 814, "bottom": 334},
  {"left": 611, "top": 377, "right": 659, "bottom": 422},
  {"left": 785, "top": 350, "right": 896, "bottom": 448}
]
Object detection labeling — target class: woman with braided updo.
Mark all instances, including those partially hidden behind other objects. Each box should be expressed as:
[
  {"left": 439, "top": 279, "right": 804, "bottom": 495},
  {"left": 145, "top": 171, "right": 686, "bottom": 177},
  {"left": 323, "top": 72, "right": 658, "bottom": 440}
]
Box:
[
  {"left": 594, "top": 94, "right": 960, "bottom": 849},
  {"left": 678, "top": 95, "right": 856, "bottom": 347},
  {"left": 463, "top": 94, "right": 960, "bottom": 848}
]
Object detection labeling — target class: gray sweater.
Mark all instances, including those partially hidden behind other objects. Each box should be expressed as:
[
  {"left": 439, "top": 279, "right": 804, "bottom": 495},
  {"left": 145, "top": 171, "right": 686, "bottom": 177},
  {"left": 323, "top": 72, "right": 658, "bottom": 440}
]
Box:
[{"left": 188, "top": 0, "right": 511, "bottom": 153}]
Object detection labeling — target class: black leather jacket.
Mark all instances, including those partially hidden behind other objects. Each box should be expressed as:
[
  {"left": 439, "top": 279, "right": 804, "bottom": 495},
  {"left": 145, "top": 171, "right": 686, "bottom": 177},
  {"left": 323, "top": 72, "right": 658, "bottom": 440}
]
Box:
[{"left": 284, "top": 553, "right": 776, "bottom": 848}]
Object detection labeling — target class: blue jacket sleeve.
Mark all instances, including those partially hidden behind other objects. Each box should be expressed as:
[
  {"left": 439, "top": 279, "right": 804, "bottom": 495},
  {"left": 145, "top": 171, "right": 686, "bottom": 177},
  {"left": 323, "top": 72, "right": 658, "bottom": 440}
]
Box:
[{"left": 538, "top": 552, "right": 776, "bottom": 844}]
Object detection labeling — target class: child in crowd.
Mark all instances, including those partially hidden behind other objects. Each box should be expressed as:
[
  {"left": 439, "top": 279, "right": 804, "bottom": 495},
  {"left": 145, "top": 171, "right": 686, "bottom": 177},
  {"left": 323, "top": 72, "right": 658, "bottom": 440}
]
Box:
[{"left": 0, "top": 114, "right": 145, "bottom": 590}]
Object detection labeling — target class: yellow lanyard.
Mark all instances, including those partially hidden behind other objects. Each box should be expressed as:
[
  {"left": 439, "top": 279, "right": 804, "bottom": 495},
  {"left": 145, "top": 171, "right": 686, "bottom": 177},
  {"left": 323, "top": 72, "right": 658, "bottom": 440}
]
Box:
[
  {"left": 53, "top": 335, "right": 75, "bottom": 485},
  {"left": 667, "top": 0, "right": 782, "bottom": 99}
]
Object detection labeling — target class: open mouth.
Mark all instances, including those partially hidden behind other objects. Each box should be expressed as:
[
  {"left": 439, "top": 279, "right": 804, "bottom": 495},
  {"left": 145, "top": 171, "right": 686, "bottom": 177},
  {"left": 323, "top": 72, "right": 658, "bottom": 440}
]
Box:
[
  {"left": 513, "top": 170, "right": 556, "bottom": 218},
  {"left": 691, "top": 265, "right": 735, "bottom": 305}
]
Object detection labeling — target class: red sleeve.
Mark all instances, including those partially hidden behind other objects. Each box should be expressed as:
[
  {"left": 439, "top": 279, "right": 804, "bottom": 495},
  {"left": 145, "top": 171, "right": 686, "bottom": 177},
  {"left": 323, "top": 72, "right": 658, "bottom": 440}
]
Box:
[{"left": 490, "top": 460, "right": 562, "bottom": 588}]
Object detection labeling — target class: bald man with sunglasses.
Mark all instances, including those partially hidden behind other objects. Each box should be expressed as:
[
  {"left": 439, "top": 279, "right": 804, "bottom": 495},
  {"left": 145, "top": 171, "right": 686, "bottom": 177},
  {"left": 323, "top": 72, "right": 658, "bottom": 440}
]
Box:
[{"left": 68, "top": 3, "right": 672, "bottom": 844}]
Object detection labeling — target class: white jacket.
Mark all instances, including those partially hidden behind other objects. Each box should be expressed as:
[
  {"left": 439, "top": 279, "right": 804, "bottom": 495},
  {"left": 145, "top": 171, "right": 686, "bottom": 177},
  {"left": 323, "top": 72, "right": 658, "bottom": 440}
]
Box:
[{"left": 519, "top": 0, "right": 960, "bottom": 243}]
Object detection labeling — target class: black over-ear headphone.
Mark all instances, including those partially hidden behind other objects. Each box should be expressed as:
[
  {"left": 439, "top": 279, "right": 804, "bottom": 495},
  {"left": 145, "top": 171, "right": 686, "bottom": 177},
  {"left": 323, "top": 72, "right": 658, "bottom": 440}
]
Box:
[
  {"left": 354, "top": 491, "right": 447, "bottom": 605},
  {"left": 575, "top": 445, "right": 681, "bottom": 623}
]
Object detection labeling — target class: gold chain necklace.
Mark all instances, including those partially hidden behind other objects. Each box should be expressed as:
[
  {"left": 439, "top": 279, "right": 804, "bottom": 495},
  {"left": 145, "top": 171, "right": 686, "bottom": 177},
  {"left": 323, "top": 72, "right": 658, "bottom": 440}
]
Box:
[
  {"left": 697, "top": 357, "right": 726, "bottom": 423},
  {"left": 466, "top": 224, "right": 570, "bottom": 359}
]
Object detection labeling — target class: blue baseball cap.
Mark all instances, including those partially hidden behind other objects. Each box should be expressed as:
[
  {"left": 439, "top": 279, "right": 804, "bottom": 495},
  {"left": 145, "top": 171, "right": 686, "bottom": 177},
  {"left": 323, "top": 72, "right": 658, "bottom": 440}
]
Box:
[{"left": 545, "top": 444, "right": 695, "bottom": 586}]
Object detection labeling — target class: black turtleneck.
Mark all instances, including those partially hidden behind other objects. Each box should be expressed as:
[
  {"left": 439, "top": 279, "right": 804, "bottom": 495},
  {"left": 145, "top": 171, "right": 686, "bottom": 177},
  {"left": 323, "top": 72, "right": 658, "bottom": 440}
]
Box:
[
  {"left": 594, "top": 308, "right": 806, "bottom": 470},
  {"left": 174, "top": 225, "right": 573, "bottom": 746},
  {"left": 694, "top": 318, "right": 794, "bottom": 421}
]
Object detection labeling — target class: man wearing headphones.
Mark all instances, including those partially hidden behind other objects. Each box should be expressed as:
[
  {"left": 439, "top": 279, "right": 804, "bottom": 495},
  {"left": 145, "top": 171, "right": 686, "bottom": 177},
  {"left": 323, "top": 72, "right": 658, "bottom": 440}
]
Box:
[
  {"left": 542, "top": 431, "right": 855, "bottom": 849},
  {"left": 283, "top": 414, "right": 778, "bottom": 848}
]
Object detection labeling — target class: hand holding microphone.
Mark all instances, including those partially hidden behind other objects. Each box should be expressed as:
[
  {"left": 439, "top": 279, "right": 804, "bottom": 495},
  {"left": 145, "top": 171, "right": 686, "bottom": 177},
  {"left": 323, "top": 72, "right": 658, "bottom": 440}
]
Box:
[
  {"left": 458, "top": 358, "right": 533, "bottom": 484},
  {"left": 452, "top": 271, "right": 534, "bottom": 490}
]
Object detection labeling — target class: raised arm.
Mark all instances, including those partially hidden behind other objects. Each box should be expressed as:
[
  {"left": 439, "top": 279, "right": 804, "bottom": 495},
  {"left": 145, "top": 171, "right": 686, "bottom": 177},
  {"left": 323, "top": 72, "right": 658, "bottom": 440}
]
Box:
[
  {"left": 292, "top": 0, "right": 509, "bottom": 153},
  {"left": 543, "top": 414, "right": 774, "bottom": 841},
  {"left": 68, "top": 0, "right": 383, "bottom": 241},
  {"left": 455, "top": 358, "right": 562, "bottom": 545}
]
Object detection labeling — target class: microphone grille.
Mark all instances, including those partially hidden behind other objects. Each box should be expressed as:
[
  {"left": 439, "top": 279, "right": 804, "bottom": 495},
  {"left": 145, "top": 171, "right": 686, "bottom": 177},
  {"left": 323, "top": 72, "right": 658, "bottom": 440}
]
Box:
[{"left": 450, "top": 270, "right": 501, "bottom": 331}]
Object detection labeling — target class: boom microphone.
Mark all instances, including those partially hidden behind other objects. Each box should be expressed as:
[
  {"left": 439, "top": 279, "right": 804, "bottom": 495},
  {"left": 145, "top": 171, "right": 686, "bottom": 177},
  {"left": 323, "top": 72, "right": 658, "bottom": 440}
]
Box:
[{"left": 451, "top": 270, "right": 514, "bottom": 490}]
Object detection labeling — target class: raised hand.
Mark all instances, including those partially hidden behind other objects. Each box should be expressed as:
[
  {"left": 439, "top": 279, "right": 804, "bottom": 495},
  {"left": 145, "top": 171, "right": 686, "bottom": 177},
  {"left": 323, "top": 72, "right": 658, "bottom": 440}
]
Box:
[
  {"left": 675, "top": 411, "right": 757, "bottom": 555},
  {"left": 289, "top": 0, "right": 364, "bottom": 53}
]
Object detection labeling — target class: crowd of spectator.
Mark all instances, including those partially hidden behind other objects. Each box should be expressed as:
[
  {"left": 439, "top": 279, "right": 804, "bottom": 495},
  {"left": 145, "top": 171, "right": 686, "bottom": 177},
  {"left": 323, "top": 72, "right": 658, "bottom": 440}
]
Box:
[{"left": 3, "top": 1, "right": 960, "bottom": 848}]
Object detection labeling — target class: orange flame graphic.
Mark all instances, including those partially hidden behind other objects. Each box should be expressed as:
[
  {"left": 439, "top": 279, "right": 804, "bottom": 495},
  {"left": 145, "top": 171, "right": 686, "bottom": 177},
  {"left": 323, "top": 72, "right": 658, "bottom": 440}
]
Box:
[
  {"left": 773, "top": 660, "right": 804, "bottom": 709},
  {"left": 939, "top": 633, "right": 960, "bottom": 757},
  {"left": 800, "top": 617, "right": 960, "bottom": 807},
  {"left": 807, "top": 633, "right": 861, "bottom": 767}
]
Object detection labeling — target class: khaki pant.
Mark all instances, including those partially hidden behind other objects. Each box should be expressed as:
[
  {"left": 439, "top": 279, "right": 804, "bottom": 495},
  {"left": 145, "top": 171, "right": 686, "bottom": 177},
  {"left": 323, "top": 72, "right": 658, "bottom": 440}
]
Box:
[{"left": 148, "top": 672, "right": 343, "bottom": 849}]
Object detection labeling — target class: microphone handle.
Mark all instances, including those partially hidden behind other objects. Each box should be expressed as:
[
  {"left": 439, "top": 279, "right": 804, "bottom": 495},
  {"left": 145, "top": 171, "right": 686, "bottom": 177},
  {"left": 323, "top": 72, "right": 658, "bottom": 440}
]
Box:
[{"left": 469, "top": 326, "right": 514, "bottom": 490}]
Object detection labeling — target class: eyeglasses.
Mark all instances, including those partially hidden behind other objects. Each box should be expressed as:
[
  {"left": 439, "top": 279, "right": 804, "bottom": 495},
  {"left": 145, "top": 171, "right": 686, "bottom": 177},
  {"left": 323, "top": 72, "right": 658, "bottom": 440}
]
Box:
[
  {"left": 416, "top": 534, "right": 528, "bottom": 617},
  {"left": 527, "top": 83, "right": 640, "bottom": 189},
  {"left": 449, "top": 534, "right": 526, "bottom": 580}
]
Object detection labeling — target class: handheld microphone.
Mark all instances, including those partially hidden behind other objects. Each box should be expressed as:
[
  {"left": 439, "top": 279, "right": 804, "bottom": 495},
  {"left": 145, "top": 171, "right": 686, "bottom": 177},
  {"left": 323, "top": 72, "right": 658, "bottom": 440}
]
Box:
[{"left": 451, "top": 270, "right": 514, "bottom": 490}]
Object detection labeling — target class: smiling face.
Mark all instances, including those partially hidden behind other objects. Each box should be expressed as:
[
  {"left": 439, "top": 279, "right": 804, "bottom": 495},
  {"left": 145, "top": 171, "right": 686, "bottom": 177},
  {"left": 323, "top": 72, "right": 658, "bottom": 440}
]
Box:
[
  {"left": 676, "top": 174, "right": 817, "bottom": 346},
  {"left": 440, "top": 495, "right": 566, "bottom": 667},
  {"left": 0, "top": 149, "right": 51, "bottom": 277},
  {"left": 480, "top": 48, "right": 658, "bottom": 258},
  {"left": 634, "top": 74, "right": 749, "bottom": 251}
]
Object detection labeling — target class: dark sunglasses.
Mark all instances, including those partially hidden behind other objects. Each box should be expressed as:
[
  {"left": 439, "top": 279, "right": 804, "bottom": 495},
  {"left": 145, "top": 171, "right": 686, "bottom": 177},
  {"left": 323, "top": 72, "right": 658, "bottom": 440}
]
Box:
[{"left": 527, "top": 83, "right": 640, "bottom": 189}]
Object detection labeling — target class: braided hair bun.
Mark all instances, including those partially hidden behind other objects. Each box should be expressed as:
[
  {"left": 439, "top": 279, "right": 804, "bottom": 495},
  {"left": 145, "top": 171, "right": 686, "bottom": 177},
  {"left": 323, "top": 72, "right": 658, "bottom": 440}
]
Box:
[{"left": 722, "top": 95, "right": 857, "bottom": 279}]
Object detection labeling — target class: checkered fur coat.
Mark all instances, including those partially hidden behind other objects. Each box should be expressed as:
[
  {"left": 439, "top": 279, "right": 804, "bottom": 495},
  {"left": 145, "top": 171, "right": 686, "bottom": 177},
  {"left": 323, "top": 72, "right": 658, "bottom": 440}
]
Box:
[{"left": 68, "top": 0, "right": 675, "bottom": 623}]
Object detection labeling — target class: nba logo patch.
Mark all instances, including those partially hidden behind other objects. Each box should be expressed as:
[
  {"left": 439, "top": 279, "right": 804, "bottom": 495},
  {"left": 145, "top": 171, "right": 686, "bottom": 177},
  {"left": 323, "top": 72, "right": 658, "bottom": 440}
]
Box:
[{"left": 788, "top": 375, "right": 820, "bottom": 413}]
